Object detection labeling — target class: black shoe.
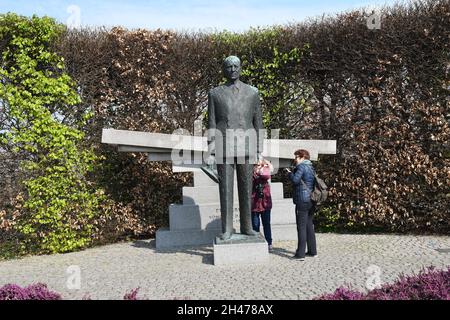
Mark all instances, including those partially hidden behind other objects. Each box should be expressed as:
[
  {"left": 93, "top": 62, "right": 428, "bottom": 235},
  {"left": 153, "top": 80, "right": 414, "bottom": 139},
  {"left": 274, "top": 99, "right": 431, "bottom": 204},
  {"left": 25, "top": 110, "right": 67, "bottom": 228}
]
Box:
[
  {"left": 306, "top": 252, "right": 317, "bottom": 257},
  {"left": 290, "top": 255, "right": 305, "bottom": 261}
]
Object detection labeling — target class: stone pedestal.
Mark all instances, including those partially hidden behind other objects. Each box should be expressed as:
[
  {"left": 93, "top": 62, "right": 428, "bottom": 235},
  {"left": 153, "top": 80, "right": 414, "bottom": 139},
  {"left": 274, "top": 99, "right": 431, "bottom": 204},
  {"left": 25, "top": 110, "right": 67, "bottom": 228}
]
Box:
[
  {"left": 213, "top": 234, "right": 269, "bottom": 266},
  {"left": 156, "top": 170, "right": 298, "bottom": 250}
]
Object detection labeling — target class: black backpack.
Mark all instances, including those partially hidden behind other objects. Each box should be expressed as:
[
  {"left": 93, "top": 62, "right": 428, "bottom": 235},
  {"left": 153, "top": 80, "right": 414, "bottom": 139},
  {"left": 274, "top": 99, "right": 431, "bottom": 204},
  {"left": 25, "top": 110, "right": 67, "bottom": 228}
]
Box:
[
  {"left": 310, "top": 174, "right": 328, "bottom": 205},
  {"left": 301, "top": 168, "right": 328, "bottom": 206}
]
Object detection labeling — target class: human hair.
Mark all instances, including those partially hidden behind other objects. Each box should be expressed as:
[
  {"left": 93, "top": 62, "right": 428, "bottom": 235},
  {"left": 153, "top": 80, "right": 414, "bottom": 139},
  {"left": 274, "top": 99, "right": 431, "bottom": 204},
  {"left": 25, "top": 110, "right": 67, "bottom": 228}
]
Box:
[
  {"left": 254, "top": 158, "right": 273, "bottom": 175},
  {"left": 294, "top": 149, "right": 310, "bottom": 160}
]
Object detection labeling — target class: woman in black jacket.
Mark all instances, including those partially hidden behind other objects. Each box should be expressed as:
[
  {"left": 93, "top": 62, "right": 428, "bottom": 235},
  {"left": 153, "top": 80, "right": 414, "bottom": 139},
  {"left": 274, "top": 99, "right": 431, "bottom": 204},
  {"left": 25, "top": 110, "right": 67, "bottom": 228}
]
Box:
[{"left": 286, "top": 149, "right": 318, "bottom": 261}]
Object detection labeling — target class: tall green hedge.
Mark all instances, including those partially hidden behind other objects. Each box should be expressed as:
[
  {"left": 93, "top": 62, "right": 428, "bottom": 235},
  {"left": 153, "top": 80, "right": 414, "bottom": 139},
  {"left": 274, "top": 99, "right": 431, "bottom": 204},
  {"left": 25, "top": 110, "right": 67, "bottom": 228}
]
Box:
[
  {"left": 0, "top": 13, "right": 105, "bottom": 253},
  {"left": 54, "top": 0, "right": 448, "bottom": 235}
]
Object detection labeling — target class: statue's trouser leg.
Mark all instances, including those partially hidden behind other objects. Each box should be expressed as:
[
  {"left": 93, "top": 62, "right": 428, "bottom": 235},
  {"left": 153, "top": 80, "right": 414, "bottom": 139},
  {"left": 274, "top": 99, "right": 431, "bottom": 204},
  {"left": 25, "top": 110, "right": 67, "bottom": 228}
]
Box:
[
  {"left": 217, "top": 162, "right": 234, "bottom": 235},
  {"left": 236, "top": 158, "right": 253, "bottom": 234}
]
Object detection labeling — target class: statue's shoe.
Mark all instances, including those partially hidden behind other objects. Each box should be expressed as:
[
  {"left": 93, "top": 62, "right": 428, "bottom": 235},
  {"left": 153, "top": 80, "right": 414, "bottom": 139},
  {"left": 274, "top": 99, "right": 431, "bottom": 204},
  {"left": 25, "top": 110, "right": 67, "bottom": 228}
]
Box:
[
  {"left": 220, "top": 232, "right": 232, "bottom": 240},
  {"left": 241, "top": 229, "right": 258, "bottom": 236}
]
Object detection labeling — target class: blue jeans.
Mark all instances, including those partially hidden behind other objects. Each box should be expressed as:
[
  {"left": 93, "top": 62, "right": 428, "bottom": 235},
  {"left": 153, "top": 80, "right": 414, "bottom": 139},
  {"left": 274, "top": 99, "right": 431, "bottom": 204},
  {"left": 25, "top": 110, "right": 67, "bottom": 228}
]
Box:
[{"left": 251, "top": 210, "right": 272, "bottom": 246}]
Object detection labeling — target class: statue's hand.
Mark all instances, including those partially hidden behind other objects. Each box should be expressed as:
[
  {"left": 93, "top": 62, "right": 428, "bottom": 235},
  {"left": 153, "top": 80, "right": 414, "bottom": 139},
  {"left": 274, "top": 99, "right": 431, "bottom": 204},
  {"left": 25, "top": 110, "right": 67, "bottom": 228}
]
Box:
[
  {"left": 202, "top": 155, "right": 219, "bottom": 183},
  {"left": 206, "top": 155, "right": 216, "bottom": 167}
]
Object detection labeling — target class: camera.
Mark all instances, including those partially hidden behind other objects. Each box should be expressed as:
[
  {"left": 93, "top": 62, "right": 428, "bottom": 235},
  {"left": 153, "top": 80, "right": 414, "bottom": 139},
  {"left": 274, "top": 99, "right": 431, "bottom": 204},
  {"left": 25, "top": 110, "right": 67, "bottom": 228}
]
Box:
[{"left": 255, "top": 183, "right": 264, "bottom": 199}]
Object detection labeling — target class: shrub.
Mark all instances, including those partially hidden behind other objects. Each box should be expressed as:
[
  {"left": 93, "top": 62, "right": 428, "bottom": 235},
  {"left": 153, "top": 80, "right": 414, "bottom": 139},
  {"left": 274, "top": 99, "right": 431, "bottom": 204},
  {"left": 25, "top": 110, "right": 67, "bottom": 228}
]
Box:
[
  {"left": 1, "top": 0, "right": 449, "bottom": 254},
  {"left": 0, "top": 283, "right": 62, "bottom": 300},
  {"left": 123, "top": 288, "right": 141, "bottom": 300},
  {"left": 316, "top": 266, "right": 450, "bottom": 300},
  {"left": 0, "top": 283, "right": 142, "bottom": 300},
  {"left": 0, "top": 13, "right": 105, "bottom": 254},
  {"left": 56, "top": 0, "right": 448, "bottom": 235}
]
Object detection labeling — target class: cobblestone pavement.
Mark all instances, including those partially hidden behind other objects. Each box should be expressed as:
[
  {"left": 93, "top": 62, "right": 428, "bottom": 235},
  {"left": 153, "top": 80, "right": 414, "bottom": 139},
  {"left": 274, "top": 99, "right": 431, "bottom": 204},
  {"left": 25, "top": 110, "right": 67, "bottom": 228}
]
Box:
[{"left": 0, "top": 234, "right": 449, "bottom": 300}]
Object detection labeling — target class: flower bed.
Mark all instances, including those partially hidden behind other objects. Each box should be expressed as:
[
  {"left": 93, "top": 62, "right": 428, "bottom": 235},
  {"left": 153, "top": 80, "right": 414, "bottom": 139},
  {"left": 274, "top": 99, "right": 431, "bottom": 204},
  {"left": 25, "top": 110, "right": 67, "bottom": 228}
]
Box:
[{"left": 315, "top": 267, "right": 449, "bottom": 300}]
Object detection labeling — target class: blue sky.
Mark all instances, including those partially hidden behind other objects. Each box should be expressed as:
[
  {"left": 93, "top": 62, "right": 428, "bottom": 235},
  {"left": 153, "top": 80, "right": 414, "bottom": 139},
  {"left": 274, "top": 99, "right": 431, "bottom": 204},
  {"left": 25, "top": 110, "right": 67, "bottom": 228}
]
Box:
[{"left": 1, "top": 0, "right": 403, "bottom": 32}]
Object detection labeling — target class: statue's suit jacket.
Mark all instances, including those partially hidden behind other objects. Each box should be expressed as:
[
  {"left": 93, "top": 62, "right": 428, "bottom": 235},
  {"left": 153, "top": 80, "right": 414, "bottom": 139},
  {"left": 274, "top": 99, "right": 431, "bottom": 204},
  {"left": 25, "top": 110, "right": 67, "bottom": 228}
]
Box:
[{"left": 207, "top": 80, "right": 263, "bottom": 160}]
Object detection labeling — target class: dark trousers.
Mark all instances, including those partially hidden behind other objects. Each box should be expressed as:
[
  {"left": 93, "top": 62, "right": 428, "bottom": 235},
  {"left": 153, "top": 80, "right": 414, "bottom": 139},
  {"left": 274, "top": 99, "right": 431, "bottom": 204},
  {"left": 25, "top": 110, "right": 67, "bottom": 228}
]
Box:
[
  {"left": 251, "top": 210, "right": 272, "bottom": 245},
  {"left": 295, "top": 202, "right": 317, "bottom": 258}
]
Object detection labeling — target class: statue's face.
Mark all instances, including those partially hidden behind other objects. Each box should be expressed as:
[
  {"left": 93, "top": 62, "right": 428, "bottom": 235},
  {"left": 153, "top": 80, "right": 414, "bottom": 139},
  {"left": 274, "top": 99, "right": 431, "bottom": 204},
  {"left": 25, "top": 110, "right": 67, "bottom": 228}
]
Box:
[{"left": 223, "top": 59, "right": 241, "bottom": 81}]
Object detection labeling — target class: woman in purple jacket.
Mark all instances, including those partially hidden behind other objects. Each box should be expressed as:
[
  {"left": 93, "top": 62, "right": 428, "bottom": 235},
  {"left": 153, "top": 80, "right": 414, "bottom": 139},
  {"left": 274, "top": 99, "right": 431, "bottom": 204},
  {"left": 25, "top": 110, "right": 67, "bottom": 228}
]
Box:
[{"left": 251, "top": 159, "right": 273, "bottom": 251}]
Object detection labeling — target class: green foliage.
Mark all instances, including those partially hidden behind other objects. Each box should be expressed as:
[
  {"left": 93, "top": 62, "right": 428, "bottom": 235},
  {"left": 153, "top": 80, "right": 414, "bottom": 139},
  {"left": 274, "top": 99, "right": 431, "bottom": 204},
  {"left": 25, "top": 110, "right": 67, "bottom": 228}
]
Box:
[
  {"left": 0, "top": 240, "right": 21, "bottom": 260},
  {"left": 241, "top": 45, "right": 312, "bottom": 133},
  {"left": 315, "top": 206, "right": 341, "bottom": 233},
  {"left": 0, "top": 13, "right": 104, "bottom": 254}
]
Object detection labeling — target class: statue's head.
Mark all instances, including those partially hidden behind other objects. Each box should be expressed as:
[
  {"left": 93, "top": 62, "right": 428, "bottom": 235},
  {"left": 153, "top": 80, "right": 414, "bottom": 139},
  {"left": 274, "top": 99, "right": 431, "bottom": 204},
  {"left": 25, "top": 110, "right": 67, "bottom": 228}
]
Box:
[{"left": 223, "top": 56, "right": 241, "bottom": 82}]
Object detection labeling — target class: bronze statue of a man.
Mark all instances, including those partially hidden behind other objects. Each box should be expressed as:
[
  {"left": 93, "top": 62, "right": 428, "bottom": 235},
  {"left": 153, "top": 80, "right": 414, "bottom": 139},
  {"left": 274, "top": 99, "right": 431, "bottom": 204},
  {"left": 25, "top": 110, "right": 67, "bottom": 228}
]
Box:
[{"left": 206, "top": 56, "right": 264, "bottom": 240}]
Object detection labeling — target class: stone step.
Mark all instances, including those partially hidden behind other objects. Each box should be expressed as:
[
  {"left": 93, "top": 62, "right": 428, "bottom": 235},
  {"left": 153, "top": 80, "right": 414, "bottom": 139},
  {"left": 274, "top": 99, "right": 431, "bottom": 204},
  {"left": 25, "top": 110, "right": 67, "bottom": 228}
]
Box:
[
  {"left": 193, "top": 171, "right": 218, "bottom": 187},
  {"left": 182, "top": 182, "right": 284, "bottom": 205},
  {"left": 155, "top": 224, "right": 298, "bottom": 249},
  {"left": 156, "top": 227, "right": 221, "bottom": 250},
  {"left": 169, "top": 199, "right": 295, "bottom": 231}
]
